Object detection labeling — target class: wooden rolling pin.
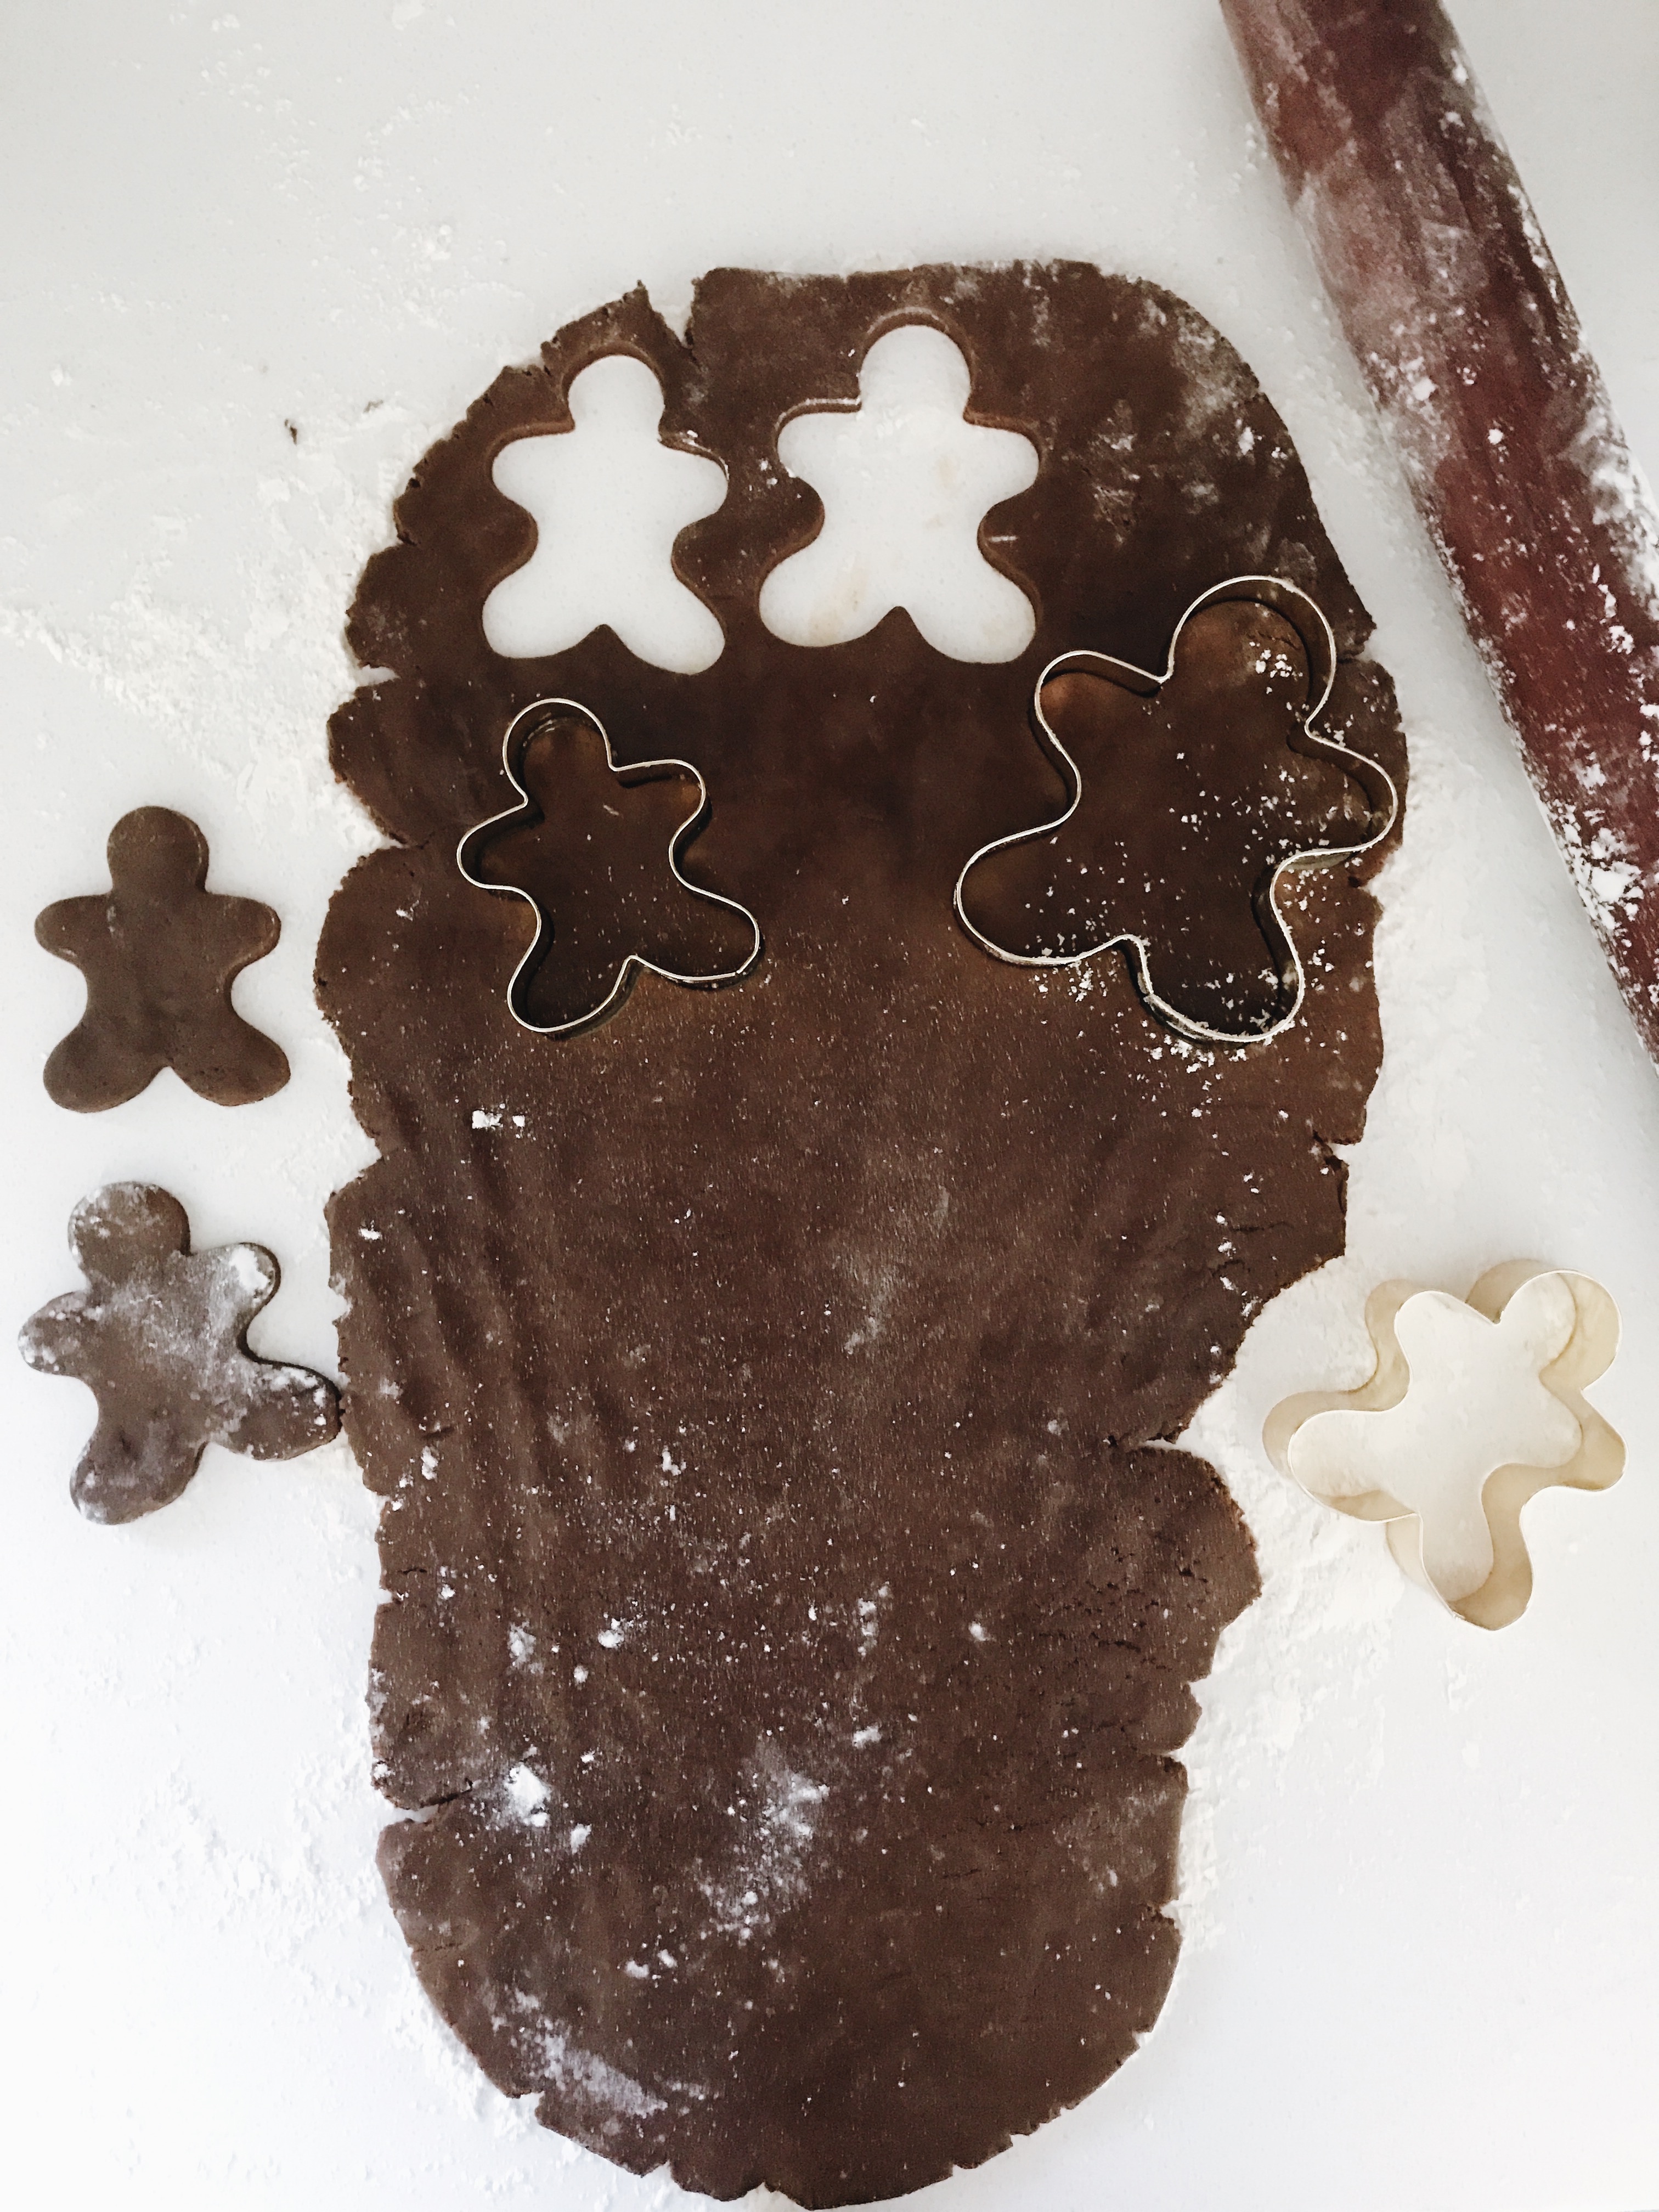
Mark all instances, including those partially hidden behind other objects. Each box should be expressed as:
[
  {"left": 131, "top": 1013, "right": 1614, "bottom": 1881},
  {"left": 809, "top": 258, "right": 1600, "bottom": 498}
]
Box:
[{"left": 1221, "top": 0, "right": 1659, "bottom": 1066}]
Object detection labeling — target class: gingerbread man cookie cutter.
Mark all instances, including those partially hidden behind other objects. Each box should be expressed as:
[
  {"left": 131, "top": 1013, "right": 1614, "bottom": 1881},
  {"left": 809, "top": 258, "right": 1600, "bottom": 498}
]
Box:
[
  {"left": 456, "top": 696, "right": 763, "bottom": 1037},
  {"left": 1264, "top": 1263, "right": 1623, "bottom": 1630},
  {"left": 952, "top": 575, "right": 1399, "bottom": 1046}
]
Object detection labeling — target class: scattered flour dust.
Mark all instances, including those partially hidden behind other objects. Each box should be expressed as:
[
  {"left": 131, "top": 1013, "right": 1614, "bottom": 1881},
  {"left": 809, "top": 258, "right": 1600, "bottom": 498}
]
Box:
[
  {"left": 700, "top": 1741, "right": 829, "bottom": 1945},
  {"left": 1167, "top": 812, "right": 1459, "bottom": 1960},
  {"left": 382, "top": 1967, "right": 547, "bottom": 2157},
  {"left": 0, "top": 403, "right": 400, "bottom": 854},
  {"left": 1171, "top": 1312, "right": 1401, "bottom": 1959},
  {"left": 533, "top": 2026, "right": 665, "bottom": 2122},
  {"left": 504, "top": 1763, "right": 553, "bottom": 1825}
]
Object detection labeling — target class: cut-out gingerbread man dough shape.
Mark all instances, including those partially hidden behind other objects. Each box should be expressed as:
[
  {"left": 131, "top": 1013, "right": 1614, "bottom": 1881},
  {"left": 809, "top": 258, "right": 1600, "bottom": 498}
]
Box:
[
  {"left": 1265, "top": 1263, "right": 1623, "bottom": 1629},
  {"left": 19, "top": 1182, "right": 340, "bottom": 1523},
  {"left": 36, "top": 806, "right": 289, "bottom": 1110}
]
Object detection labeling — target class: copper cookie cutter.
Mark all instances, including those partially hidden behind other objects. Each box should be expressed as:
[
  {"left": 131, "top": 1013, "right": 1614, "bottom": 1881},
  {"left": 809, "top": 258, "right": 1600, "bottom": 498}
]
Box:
[
  {"left": 1263, "top": 1263, "right": 1623, "bottom": 1630},
  {"left": 952, "top": 575, "right": 1399, "bottom": 1046},
  {"left": 457, "top": 696, "right": 763, "bottom": 1037}
]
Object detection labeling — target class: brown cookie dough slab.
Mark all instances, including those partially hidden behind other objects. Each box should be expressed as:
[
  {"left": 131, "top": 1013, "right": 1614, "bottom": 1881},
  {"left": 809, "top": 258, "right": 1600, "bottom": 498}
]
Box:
[
  {"left": 319, "top": 263, "right": 1407, "bottom": 2205},
  {"left": 19, "top": 1182, "right": 338, "bottom": 1522},
  {"left": 36, "top": 807, "right": 289, "bottom": 1111}
]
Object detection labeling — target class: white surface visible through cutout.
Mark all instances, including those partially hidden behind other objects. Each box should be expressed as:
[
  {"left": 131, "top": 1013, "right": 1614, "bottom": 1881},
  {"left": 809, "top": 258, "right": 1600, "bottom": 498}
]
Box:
[
  {"left": 1291, "top": 1280, "right": 1583, "bottom": 1602},
  {"left": 759, "top": 324, "right": 1039, "bottom": 662},
  {"left": 483, "top": 354, "right": 727, "bottom": 673}
]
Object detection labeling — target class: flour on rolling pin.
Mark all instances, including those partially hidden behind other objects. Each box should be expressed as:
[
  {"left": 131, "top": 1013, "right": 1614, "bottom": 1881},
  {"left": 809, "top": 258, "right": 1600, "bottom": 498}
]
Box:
[{"left": 1223, "top": 0, "right": 1659, "bottom": 1067}]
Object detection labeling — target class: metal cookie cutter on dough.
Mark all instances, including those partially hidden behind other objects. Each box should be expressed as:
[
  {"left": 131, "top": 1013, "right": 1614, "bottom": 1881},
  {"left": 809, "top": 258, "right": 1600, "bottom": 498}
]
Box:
[
  {"left": 456, "top": 695, "right": 764, "bottom": 1038},
  {"left": 1263, "top": 1263, "right": 1623, "bottom": 1630},
  {"left": 952, "top": 575, "right": 1400, "bottom": 1047}
]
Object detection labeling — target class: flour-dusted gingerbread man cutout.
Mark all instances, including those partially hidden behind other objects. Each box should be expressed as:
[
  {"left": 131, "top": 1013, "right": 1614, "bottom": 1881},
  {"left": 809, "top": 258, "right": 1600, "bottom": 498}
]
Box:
[
  {"left": 19, "top": 1183, "right": 338, "bottom": 1522},
  {"left": 1265, "top": 1264, "right": 1623, "bottom": 1628},
  {"left": 36, "top": 808, "right": 290, "bottom": 1110}
]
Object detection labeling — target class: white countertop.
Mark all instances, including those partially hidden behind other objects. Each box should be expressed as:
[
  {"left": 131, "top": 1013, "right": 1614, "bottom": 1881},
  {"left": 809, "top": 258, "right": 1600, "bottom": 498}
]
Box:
[{"left": 3, "top": 4, "right": 1656, "bottom": 2205}]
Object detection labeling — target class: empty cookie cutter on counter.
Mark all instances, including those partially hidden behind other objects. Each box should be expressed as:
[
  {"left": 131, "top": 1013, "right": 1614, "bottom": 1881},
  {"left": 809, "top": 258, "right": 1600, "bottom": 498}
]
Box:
[
  {"left": 952, "top": 575, "right": 1399, "bottom": 1047},
  {"left": 1263, "top": 1263, "right": 1623, "bottom": 1630},
  {"left": 457, "top": 696, "right": 763, "bottom": 1037}
]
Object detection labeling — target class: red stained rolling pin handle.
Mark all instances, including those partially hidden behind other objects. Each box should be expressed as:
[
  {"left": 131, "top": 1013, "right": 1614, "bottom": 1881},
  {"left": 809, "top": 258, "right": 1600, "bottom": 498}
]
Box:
[{"left": 1221, "top": 0, "right": 1659, "bottom": 1066}]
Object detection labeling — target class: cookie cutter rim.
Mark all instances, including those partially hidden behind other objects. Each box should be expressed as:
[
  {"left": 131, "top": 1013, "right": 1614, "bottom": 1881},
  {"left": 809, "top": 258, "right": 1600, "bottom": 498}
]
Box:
[
  {"left": 951, "top": 574, "right": 1400, "bottom": 1047},
  {"left": 456, "top": 696, "right": 764, "bottom": 1039},
  {"left": 1262, "top": 1263, "right": 1624, "bottom": 1631}
]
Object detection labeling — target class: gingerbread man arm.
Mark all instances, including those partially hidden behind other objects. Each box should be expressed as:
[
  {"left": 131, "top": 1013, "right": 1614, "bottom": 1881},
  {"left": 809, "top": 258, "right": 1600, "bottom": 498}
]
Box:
[
  {"left": 34, "top": 891, "right": 112, "bottom": 968},
  {"left": 15, "top": 1292, "right": 97, "bottom": 1381}
]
